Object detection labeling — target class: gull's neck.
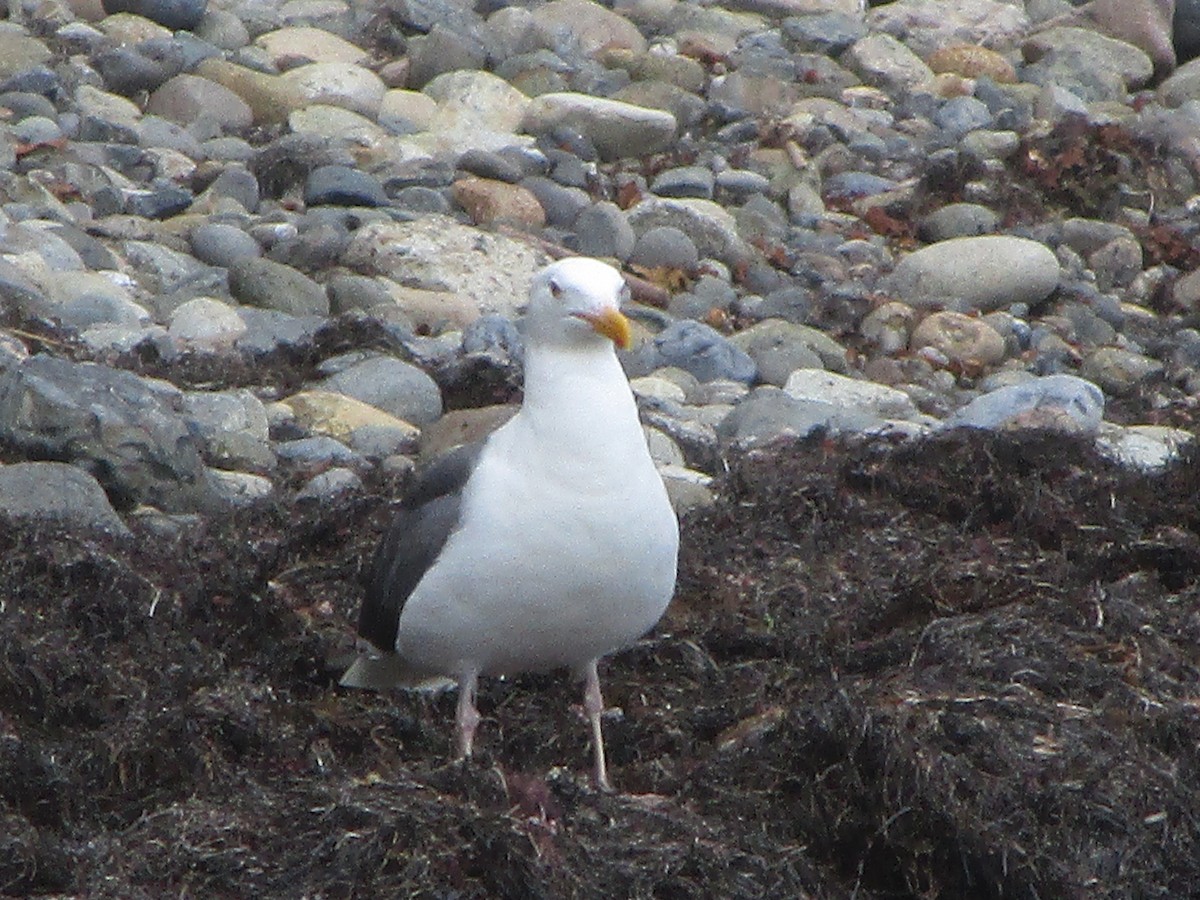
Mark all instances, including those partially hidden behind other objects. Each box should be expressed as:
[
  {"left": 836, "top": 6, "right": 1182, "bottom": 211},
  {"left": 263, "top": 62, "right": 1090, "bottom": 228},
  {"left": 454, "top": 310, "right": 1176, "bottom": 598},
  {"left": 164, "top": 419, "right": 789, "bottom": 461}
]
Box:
[{"left": 518, "top": 342, "right": 642, "bottom": 447}]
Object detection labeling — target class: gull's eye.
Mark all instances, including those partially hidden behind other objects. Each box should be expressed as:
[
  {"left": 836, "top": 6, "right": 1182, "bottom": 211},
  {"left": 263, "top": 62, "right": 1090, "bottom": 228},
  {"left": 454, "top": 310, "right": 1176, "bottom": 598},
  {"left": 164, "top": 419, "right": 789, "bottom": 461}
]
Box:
[{"left": 549, "top": 278, "right": 563, "bottom": 299}]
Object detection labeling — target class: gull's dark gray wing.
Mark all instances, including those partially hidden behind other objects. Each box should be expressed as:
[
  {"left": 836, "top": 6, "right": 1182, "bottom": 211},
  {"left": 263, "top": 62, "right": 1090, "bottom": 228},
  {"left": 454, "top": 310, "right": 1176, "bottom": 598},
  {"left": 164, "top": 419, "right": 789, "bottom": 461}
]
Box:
[{"left": 358, "top": 440, "right": 486, "bottom": 652}]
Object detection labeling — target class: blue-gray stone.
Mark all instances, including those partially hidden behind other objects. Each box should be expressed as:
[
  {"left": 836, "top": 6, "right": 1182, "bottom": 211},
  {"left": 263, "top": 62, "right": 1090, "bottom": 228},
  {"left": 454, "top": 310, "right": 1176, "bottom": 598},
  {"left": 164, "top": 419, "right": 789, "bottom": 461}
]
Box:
[
  {"left": 319, "top": 355, "right": 443, "bottom": 426},
  {"left": 651, "top": 166, "right": 715, "bottom": 200},
  {"left": 943, "top": 375, "right": 1105, "bottom": 432},
  {"left": 456, "top": 148, "right": 524, "bottom": 184},
  {"left": 823, "top": 171, "right": 898, "bottom": 200},
  {"left": 391, "top": 185, "right": 452, "bottom": 215},
  {"left": 190, "top": 222, "right": 262, "bottom": 268},
  {"left": 464, "top": 314, "right": 524, "bottom": 364},
  {"left": 629, "top": 226, "right": 698, "bottom": 271},
  {"left": 101, "top": 0, "right": 207, "bottom": 30},
  {"left": 520, "top": 176, "right": 590, "bottom": 228},
  {"left": 124, "top": 185, "right": 193, "bottom": 220},
  {"left": 933, "top": 96, "right": 992, "bottom": 137},
  {"left": 276, "top": 436, "right": 364, "bottom": 468},
  {"left": 229, "top": 258, "right": 329, "bottom": 317},
  {"left": 572, "top": 201, "right": 635, "bottom": 260},
  {"left": 628, "top": 320, "right": 757, "bottom": 383},
  {"left": 93, "top": 39, "right": 185, "bottom": 96},
  {"left": 296, "top": 467, "right": 363, "bottom": 502},
  {"left": 305, "top": 165, "right": 389, "bottom": 208},
  {"left": 782, "top": 12, "right": 867, "bottom": 54}
]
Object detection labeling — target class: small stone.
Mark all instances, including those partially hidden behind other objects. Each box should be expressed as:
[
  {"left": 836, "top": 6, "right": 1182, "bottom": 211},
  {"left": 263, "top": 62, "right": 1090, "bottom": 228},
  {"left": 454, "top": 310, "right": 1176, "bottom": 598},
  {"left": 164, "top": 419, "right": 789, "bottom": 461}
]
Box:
[
  {"left": 784, "top": 368, "right": 926, "bottom": 422},
  {"left": 0, "top": 461, "right": 128, "bottom": 535},
  {"left": 522, "top": 92, "right": 677, "bottom": 161},
  {"left": 189, "top": 222, "right": 262, "bottom": 268},
  {"left": 910, "top": 311, "right": 1007, "bottom": 367},
  {"left": 572, "top": 201, "right": 636, "bottom": 260},
  {"left": 305, "top": 165, "right": 389, "bottom": 207},
  {"left": 943, "top": 374, "right": 1105, "bottom": 432},
  {"left": 626, "top": 197, "right": 749, "bottom": 267},
  {"left": 531, "top": 0, "right": 648, "bottom": 55},
  {"left": 254, "top": 26, "right": 367, "bottom": 67},
  {"left": 101, "top": 0, "right": 208, "bottom": 30},
  {"left": 326, "top": 275, "right": 395, "bottom": 314},
  {"left": 228, "top": 258, "right": 330, "bottom": 317},
  {"left": 886, "top": 235, "right": 1061, "bottom": 313},
  {"left": 918, "top": 203, "right": 1000, "bottom": 242},
  {"left": 860, "top": 301, "right": 917, "bottom": 354},
  {"left": 927, "top": 44, "right": 1017, "bottom": 83},
  {"left": 181, "top": 389, "right": 274, "bottom": 472},
  {"left": 1097, "top": 423, "right": 1193, "bottom": 471},
  {"left": 168, "top": 297, "right": 248, "bottom": 351},
  {"left": 627, "top": 320, "right": 757, "bottom": 383},
  {"left": 296, "top": 467, "right": 363, "bottom": 502},
  {"left": 93, "top": 38, "right": 185, "bottom": 96},
  {"left": 717, "top": 385, "right": 890, "bottom": 448},
  {"left": 1079, "top": 347, "right": 1164, "bottom": 396},
  {"left": 629, "top": 226, "right": 699, "bottom": 271},
  {"left": 407, "top": 24, "right": 488, "bottom": 90},
  {"left": 148, "top": 73, "right": 254, "bottom": 131},
  {"left": 728, "top": 319, "right": 842, "bottom": 386},
  {"left": 318, "top": 355, "right": 443, "bottom": 426},
  {"left": 782, "top": 12, "right": 868, "bottom": 55},
  {"left": 280, "top": 62, "right": 386, "bottom": 118},
  {"left": 651, "top": 166, "right": 715, "bottom": 200},
  {"left": 841, "top": 32, "right": 934, "bottom": 92},
  {"left": 452, "top": 176, "right": 546, "bottom": 229},
  {"left": 208, "top": 470, "right": 274, "bottom": 507},
  {"left": 282, "top": 390, "right": 421, "bottom": 443},
  {"left": 276, "top": 435, "right": 364, "bottom": 469}
]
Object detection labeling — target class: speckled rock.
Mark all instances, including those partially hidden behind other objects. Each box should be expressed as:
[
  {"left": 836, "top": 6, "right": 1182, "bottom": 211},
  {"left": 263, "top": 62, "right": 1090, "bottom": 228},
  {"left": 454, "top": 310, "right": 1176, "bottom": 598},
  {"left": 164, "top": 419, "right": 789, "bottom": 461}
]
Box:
[{"left": 910, "top": 311, "right": 1007, "bottom": 366}]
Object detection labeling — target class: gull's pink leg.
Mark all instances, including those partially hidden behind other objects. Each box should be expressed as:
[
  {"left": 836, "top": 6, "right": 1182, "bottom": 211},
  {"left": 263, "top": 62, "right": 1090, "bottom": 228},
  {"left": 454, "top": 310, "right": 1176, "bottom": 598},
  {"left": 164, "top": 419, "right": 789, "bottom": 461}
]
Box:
[
  {"left": 456, "top": 671, "right": 480, "bottom": 759},
  {"left": 583, "top": 659, "right": 613, "bottom": 792}
]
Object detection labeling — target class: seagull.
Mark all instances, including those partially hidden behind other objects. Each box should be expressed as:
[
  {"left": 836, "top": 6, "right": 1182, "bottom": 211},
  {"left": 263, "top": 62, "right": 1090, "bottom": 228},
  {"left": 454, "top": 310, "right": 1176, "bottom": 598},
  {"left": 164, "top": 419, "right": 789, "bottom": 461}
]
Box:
[{"left": 341, "top": 257, "right": 679, "bottom": 790}]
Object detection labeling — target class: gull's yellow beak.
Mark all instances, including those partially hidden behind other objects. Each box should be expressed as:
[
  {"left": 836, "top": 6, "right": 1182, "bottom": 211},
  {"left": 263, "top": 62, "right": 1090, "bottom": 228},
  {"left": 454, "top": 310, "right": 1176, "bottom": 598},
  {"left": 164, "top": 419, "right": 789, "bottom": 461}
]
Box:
[{"left": 578, "top": 308, "right": 632, "bottom": 350}]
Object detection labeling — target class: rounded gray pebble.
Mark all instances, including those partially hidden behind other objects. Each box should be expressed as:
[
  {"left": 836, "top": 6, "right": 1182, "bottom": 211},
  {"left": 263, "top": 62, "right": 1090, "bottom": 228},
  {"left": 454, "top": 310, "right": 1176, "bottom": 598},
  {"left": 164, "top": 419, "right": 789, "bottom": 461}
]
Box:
[
  {"left": 918, "top": 203, "right": 1000, "bottom": 242},
  {"left": 572, "top": 201, "right": 635, "bottom": 260},
  {"left": 228, "top": 258, "right": 330, "bottom": 317},
  {"left": 391, "top": 186, "right": 452, "bottom": 215},
  {"left": 629, "top": 226, "right": 699, "bottom": 271},
  {"left": 305, "top": 165, "right": 390, "bottom": 208},
  {"left": 327, "top": 274, "right": 394, "bottom": 314},
  {"left": 520, "top": 176, "right": 591, "bottom": 228},
  {"left": 651, "top": 166, "right": 715, "bottom": 200},
  {"left": 319, "top": 355, "right": 443, "bottom": 426},
  {"left": 101, "top": 0, "right": 208, "bottom": 30},
  {"left": 190, "top": 222, "right": 262, "bottom": 268}
]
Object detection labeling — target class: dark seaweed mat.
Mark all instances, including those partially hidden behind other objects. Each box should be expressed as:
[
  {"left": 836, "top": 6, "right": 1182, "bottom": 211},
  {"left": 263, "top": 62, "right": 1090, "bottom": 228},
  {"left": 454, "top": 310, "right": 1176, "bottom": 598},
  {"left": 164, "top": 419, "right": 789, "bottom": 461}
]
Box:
[{"left": 2, "top": 429, "right": 1199, "bottom": 898}]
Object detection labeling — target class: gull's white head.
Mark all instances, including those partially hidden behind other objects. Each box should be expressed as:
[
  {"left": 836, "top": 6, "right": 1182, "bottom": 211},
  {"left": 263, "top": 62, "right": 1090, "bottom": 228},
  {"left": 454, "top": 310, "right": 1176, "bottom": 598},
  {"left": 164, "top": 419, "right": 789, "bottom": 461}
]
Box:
[{"left": 523, "top": 257, "right": 632, "bottom": 351}]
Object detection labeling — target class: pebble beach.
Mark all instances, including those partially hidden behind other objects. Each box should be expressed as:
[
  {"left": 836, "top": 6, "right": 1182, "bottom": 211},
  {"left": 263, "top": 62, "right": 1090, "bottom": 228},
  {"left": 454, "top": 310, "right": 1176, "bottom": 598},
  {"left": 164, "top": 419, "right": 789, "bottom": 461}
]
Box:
[{"left": 0, "top": 0, "right": 1199, "bottom": 524}]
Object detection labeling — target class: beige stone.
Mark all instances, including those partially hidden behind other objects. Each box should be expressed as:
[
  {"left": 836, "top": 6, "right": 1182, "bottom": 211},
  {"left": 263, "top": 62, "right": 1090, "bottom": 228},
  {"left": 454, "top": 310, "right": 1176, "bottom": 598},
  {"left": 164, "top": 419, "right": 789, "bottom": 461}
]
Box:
[{"left": 282, "top": 391, "right": 420, "bottom": 443}]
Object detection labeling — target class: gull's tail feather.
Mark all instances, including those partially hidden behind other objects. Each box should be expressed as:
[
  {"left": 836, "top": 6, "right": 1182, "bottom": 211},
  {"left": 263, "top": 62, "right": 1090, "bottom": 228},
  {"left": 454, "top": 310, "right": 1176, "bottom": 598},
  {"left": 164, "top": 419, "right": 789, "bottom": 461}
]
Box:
[{"left": 340, "top": 652, "right": 455, "bottom": 692}]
